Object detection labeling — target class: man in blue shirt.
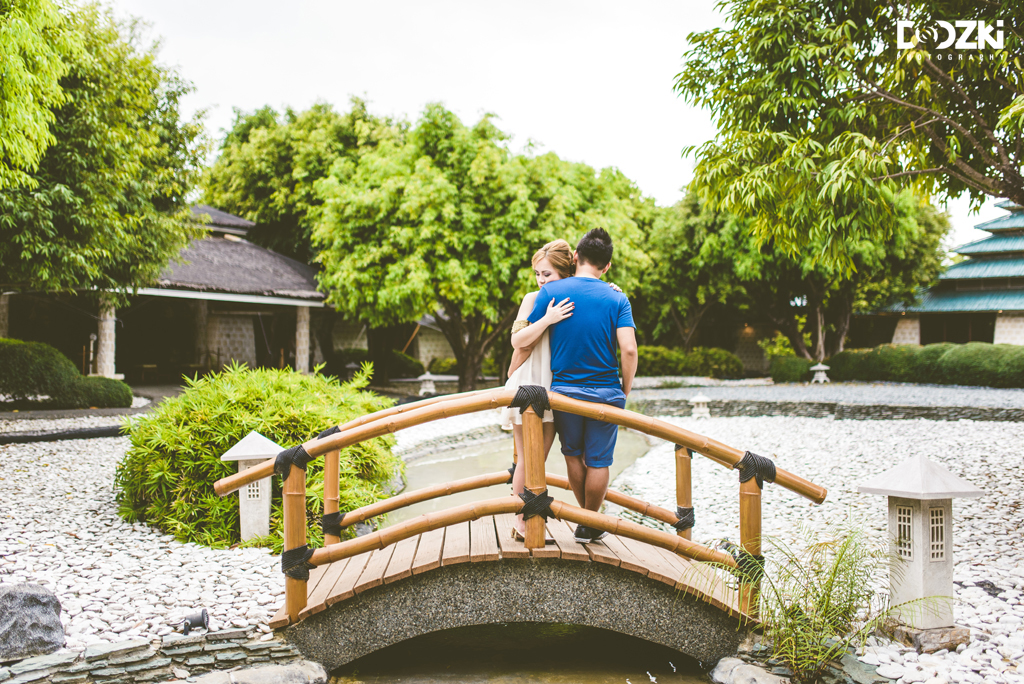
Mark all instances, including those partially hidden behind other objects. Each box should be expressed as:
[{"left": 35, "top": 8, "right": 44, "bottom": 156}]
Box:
[{"left": 526, "top": 228, "right": 638, "bottom": 543}]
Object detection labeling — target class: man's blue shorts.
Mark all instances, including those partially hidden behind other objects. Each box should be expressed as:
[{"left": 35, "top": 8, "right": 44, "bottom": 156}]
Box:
[{"left": 551, "top": 385, "right": 626, "bottom": 468}]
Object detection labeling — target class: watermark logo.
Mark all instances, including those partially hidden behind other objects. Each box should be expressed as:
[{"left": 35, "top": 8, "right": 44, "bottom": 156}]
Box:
[{"left": 897, "top": 20, "right": 1004, "bottom": 50}]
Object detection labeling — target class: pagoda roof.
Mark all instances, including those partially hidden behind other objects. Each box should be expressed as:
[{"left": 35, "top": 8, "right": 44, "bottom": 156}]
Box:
[
  {"left": 956, "top": 233, "right": 1024, "bottom": 256},
  {"left": 995, "top": 200, "right": 1021, "bottom": 211},
  {"left": 972, "top": 211, "right": 1024, "bottom": 233},
  {"left": 940, "top": 256, "right": 1024, "bottom": 280},
  {"left": 858, "top": 454, "right": 984, "bottom": 499},
  {"left": 891, "top": 288, "right": 1024, "bottom": 313}
]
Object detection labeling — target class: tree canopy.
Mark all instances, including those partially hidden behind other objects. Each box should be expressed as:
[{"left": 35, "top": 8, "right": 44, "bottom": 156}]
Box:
[
  {"left": 203, "top": 99, "right": 397, "bottom": 263},
  {"left": 0, "top": 4, "right": 206, "bottom": 298},
  {"left": 314, "top": 104, "right": 653, "bottom": 390},
  {"left": 0, "top": 0, "right": 79, "bottom": 191},
  {"left": 675, "top": 0, "right": 1022, "bottom": 267}
]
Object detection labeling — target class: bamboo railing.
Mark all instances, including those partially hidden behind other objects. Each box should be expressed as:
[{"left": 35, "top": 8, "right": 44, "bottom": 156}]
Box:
[{"left": 214, "top": 388, "right": 828, "bottom": 625}]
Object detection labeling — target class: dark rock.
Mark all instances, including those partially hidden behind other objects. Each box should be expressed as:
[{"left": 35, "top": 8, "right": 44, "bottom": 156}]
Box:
[
  {"left": 192, "top": 661, "right": 326, "bottom": 684},
  {"left": 0, "top": 584, "right": 64, "bottom": 661}
]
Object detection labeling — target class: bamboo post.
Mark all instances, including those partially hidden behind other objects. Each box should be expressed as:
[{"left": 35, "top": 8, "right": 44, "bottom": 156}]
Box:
[
  {"left": 675, "top": 446, "right": 692, "bottom": 541},
  {"left": 283, "top": 468, "right": 308, "bottom": 623},
  {"left": 323, "top": 449, "right": 340, "bottom": 546},
  {"left": 522, "top": 406, "right": 546, "bottom": 549},
  {"left": 739, "top": 478, "right": 762, "bottom": 617}
]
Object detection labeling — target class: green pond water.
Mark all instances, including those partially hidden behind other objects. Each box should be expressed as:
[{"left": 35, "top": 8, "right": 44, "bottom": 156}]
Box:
[
  {"left": 331, "top": 624, "right": 708, "bottom": 683},
  {"left": 385, "top": 431, "right": 652, "bottom": 526}
]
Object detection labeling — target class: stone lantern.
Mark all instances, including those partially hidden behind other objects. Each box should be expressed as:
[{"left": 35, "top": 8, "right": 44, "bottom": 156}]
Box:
[
  {"left": 858, "top": 454, "right": 984, "bottom": 631},
  {"left": 689, "top": 393, "right": 711, "bottom": 419},
  {"left": 418, "top": 372, "right": 437, "bottom": 396},
  {"left": 810, "top": 362, "right": 830, "bottom": 384},
  {"left": 221, "top": 431, "right": 283, "bottom": 541}
]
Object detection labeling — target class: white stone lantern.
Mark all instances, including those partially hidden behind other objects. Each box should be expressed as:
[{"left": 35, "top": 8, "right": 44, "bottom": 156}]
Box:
[
  {"left": 810, "top": 362, "right": 830, "bottom": 384},
  {"left": 858, "top": 454, "right": 984, "bottom": 630},
  {"left": 418, "top": 372, "right": 437, "bottom": 396},
  {"left": 689, "top": 393, "right": 711, "bottom": 419},
  {"left": 221, "top": 431, "right": 283, "bottom": 541}
]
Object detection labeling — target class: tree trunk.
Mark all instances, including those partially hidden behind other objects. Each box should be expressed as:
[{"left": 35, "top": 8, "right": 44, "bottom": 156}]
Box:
[
  {"left": 806, "top": 284, "right": 826, "bottom": 362},
  {"left": 433, "top": 300, "right": 518, "bottom": 393},
  {"left": 826, "top": 289, "right": 854, "bottom": 358},
  {"left": 670, "top": 302, "right": 712, "bottom": 352}
]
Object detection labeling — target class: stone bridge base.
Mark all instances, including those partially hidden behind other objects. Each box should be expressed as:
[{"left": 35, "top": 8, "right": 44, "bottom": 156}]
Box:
[{"left": 284, "top": 558, "right": 746, "bottom": 672}]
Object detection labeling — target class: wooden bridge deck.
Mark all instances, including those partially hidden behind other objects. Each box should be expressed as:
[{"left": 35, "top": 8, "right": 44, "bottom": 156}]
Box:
[{"left": 270, "top": 514, "right": 743, "bottom": 629}]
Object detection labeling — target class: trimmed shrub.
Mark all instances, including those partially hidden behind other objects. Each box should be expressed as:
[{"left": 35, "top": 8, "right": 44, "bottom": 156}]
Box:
[
  {"left": 770, "top": 356, "right": 813, "bottom": 383},
  {"left": 0, "top": 338, "right": 80, "bottom": 404},
  {"left": 936, "top": 342, "right": 1015, "bottom": 388},
  {"left": 636, "top": 346, "right": 687, "bottom": 376},
  {"left": 859, "top": 344, "right": 921, "bottom": 382},
  {"left": 67, "top": 376, "right": 133, "bottom": 408},
  {"left": 912, "top": 343, "right": 958, "bottom": 384},
  {"left": 690, "top": 347, "right": 744, "bottom": 379},
  {"left": 428, "top": 357, "right": 458, "bottom": 374},
  {"left": 826, "top": 348, "right": 870, "bottom": 381},
  {"left": 115, "top": 364, "right": 401, "bottom": 550},
  {"left": 389, "top": 349, "right": 425, "bottom": 378}
]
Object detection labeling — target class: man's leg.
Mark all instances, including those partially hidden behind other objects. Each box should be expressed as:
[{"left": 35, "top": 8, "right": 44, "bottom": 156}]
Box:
[{"left": 582, "top": 465, "right": 610, "bottom": 511}]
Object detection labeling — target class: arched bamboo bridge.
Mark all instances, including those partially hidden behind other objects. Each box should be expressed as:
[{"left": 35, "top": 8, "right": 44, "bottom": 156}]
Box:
[{"left": 214, "top": 387, "right": 828, "bottom": 667}]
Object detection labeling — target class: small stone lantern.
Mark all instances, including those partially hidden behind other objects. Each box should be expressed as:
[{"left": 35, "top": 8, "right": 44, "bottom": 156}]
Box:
[
  {"left": 689, "top": 393, "right": 711, "bottom": 419},
  {"left": 858, "top": 454, "right": 984, "bottom": 630},
  {"left": 221, "top": 431, "right": 283, "bottom": 541},
  {"left": 810, "top": 362, "right": 830, "bottom": 384},
  {"left": 418, "top": 372, "right": 437, "bottom": 396}
]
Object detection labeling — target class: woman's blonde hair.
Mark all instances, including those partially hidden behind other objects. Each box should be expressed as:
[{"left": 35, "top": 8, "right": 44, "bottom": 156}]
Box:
[{"left": 532, "top": 239, "right": 574, "bottom": 279}]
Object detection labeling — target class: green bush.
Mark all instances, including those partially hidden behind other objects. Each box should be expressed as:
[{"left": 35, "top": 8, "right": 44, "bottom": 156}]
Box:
[
  {"left": 428, "top": 357, "right": 457, "bottom": 374},
  {"left": 823, "top": 342, "right": 1024, "bottom": 388},
  {"left": 690, "top": 347, "right": 744, "bottom": 379},
  {"left": 67, "top": 376, "right": 133, "bottom": 408},
  {"left": 0, "top": 338, "right": 81, "bottom": 404},
  {"left": 912, "top": 343, "right": 957, "bottom": 384},
  {"left": 861, "top": 344, "right": 921, "bottom": 382},
  {"left": 825, "top": 348, "right": 869, "bottom": 381},
  {"left": 936, "top": 342, "right": 1015, "bottom": 388},
  {"left": 636, "top": 346, "right": 686, "bottom": 376},
  {"left": 770, "top": 356, "right": 813, "bottom": 383},
  {"left": 115, "top": 364, "right": 401, "bottom": 550},
  {"left": 389, "top": 349, "right": 425, "bottom": 378}
]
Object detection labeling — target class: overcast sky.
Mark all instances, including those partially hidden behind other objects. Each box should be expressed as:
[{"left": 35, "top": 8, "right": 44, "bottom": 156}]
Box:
[{"left": 109, "top": 0, "right": 1005, "bottom": 250}]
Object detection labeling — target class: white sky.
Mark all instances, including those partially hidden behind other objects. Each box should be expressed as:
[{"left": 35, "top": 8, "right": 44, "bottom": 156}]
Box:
[{"left": 109, "top": 0, "right": 1006, "bottom": 251}]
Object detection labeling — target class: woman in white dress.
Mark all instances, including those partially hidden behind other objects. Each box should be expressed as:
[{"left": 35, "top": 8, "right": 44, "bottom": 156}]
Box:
[{"left": 500, "top": 239, "right": 576, "bottom": 540}]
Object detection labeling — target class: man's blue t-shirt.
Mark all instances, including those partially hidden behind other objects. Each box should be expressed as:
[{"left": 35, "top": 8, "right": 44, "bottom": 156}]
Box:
[{"left": 527, "top": 277, "right": 635, "bottom": 387}]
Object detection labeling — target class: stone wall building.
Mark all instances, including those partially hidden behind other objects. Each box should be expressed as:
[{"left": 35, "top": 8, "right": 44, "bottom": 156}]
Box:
[
  {"left": 2, "top": 206, "right": 325, "bottom": 382},
  {"left": 888, "top": 199, "right": 1024, "bottom": 345}
]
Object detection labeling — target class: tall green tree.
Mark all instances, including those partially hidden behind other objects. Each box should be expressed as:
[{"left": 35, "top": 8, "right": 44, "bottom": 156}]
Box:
[
  {"left": 675, "top": 0, "right": 1022, "bottom": 267},
  {"left": 0, "top": 0, "right": 79, "bottom": 190},
  {"left": 635, "top": 192, "right": 747, "bottom": 349},
  {"left": 0, "top": 4, "right": 206, "bottom": 297},
  {"left": 314, "top": 104, "right": 653, "bottom": 391},
  {"left": 203, "top": 99, "right": 397, "bottom": 263}
]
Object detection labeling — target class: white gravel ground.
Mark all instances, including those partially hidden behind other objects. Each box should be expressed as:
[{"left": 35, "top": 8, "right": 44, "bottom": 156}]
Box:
[
  {"left": 0, "top": 415, "right": 127, "bottom": 434},
  {"left": 1, "top": 406, "right": 1022, "bottom": 684},
  {"left": 610, "top": 415, "right": 1024, "bottom": 684}
]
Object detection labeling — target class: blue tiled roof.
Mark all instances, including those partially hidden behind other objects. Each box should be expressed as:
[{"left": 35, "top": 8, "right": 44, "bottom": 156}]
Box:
[
  {"left": 941, "top": 257, "right": 1024, "bottom": 280},
  {"left": 956, "top": 233, "right": 1024, "bottom": 256},
  {"left": 891, "top": 289, "right": 1024, "bottom": 313},
  {"left": 995, "top": 200, "right": 1021, "bottom": 211},
  {"left": 974, "top": 212, "right": 1024, "bottom": 232}
]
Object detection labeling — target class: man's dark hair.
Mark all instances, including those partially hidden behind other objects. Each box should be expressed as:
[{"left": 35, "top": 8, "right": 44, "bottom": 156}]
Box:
[{"left": 575, "top": 228, "right": 613, "bottom": 269}]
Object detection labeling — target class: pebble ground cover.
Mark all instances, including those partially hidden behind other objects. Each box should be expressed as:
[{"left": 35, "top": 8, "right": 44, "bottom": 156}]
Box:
[{"left": 1, "top": 391, "right": 1022, "bottom": 683}]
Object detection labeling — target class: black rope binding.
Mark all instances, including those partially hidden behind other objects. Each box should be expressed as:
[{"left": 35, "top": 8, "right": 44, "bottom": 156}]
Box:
[
  {"left": 274, "top": 444, "right": 314, "bottom": 482},
  {"left": 510, "top": 385, "right": 550, "bottom": 417},
  {"left": 318, "top": 425, "right": 341, "bottom": 440},
  {"left": 519, "top": 489, "right": 554, "bottom": 521},
  {"left": 281, "top": 545, "right": 316, "bottom": 581},
  {"left": 507, "top": 461, "right": 516, "bottom": 484},
  {"left": 719, "top": 540, "right": 765, "bottom": 584},
  {"left": 673, "top": 506, "right": 695, "bottom": 531},
  {"left": 736, "top": 451, "right": 776, "bottom": 489},
  {"left": 322, "top": 512, "right": 345, "bottom": 537},
  {"left": 673, "top": 444, "right": 696, "bottom": 457}
]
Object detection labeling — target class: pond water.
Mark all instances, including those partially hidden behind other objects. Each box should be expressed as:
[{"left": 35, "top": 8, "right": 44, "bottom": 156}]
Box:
[
  {"left": 386, "top": 431, "right": 652, "bottom": 525},
  {"left": 330, "top": 623, "right": 708, "bottom": 684}
]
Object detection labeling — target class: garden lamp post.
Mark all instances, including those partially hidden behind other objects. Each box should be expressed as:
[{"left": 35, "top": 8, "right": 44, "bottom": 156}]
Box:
[
  {"left": 810, "top": 362, "right": 830, "bottom": 384},
  {"left": 858, "top": 454, "right": 984, "bottom": 631},
  {"left": 221, "top": 431, "right": 283, "bottom": 541},
  {"left": 690, "top": 393, "right": 711, "bottom": 419}
]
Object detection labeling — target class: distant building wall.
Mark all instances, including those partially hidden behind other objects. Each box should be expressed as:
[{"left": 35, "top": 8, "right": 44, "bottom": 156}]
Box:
[
  {"left": 332, "top": 321, "right": 367, "bottom": 351},
  {"left": 891, "top": 315, "right": 921, "bottom": 345},
  {"left": 993, "top": 313, "right": 1024, "bottom": 345},
  {"left": 416, "top": 327, "right": 454, "bottom": 367},
  {"left": 208, "top": 314, "right": 257, "bottom": 368},
  {"left": 733, "top": 323, "right": 770, "bottom": 373}
]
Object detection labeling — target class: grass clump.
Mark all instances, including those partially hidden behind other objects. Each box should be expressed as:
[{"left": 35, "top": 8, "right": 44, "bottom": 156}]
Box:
[{"left": 115, "top": 363, "right": 401, "bottom": 550}]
